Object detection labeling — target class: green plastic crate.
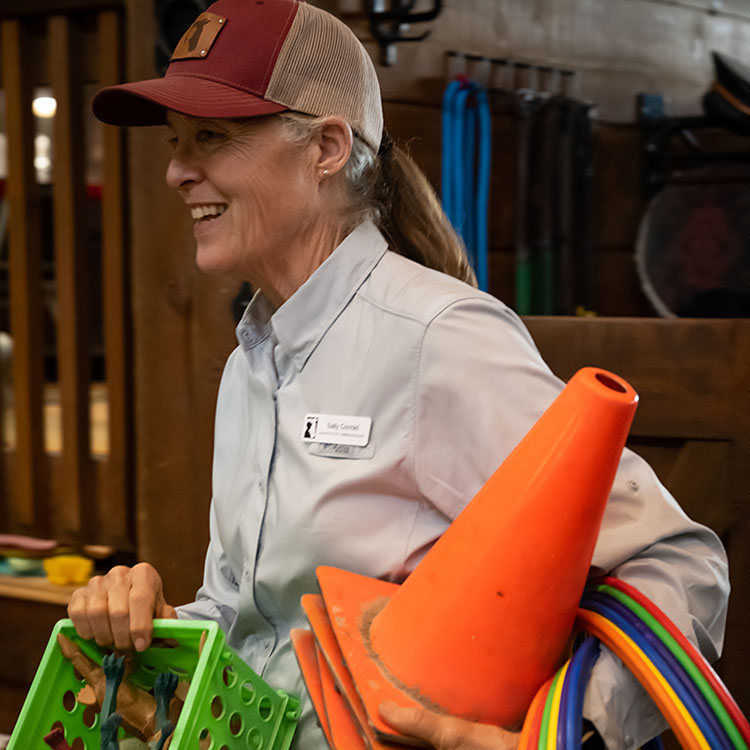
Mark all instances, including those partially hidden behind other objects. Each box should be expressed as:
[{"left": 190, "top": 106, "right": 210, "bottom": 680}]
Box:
[{"left": 8, "top": 619, "right": 300, "bottom": 750}]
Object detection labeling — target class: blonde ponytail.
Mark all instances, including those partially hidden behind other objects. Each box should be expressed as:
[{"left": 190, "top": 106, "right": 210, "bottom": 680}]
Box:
[
  {"left": 376, "top": 139, "right": 477, "bottom": 287},
  {"left": 278, "top": 112, "right": 476, "bottom": 287}
]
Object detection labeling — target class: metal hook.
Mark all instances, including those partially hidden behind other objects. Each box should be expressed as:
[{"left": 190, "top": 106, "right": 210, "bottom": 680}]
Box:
[{"left": 367, "top": 0, "right": 443, "bottom": 66}]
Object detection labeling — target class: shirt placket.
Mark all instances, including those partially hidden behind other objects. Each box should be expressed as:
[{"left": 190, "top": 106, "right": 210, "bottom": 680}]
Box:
[{"left": 237, "top": 328, "right": 279, "bottom": 670}]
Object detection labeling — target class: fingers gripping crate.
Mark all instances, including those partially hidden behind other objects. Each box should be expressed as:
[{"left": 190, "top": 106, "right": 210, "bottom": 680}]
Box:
[{"left": 8, "top": 619, "right": 301, "bottom": 750}]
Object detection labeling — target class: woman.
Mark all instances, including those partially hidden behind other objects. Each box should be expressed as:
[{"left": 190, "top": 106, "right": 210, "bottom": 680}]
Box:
[{"left": 69, "top": 1, "right": 729, "bottom": 749}]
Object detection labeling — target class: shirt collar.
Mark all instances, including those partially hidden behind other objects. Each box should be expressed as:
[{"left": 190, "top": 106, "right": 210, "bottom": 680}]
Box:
[{"left": 236, "top": 220, "right": 388, "bottom": 370}]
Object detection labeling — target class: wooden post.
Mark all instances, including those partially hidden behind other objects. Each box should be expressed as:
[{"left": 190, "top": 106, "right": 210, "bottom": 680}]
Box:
[
  {"left": 49, "top": 13, "right": 93, "bottom": 542},
  {"left": 98, "top": 8, "right": 135, "bottom": 552},
  {"left": 1, "top": 19, "right": 47, "bottom": 534}
]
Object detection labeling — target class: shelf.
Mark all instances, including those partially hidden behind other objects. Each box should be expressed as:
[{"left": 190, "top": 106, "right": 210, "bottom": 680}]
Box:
[{"left": 0, "top": 573, "right": 77, "bottom": 606}]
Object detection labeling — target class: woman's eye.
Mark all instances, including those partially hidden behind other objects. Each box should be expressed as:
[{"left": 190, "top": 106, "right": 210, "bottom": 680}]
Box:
[{"left": 198, "top": 129, "right": 224, "bottom": 143}]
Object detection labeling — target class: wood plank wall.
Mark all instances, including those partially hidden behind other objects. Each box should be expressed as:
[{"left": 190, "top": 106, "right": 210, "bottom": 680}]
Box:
[
  {"left": 359, "top": 0, "right": 750, "bottom": 317},
  {"left": 0, "top": 4, "right": 132, "bottom": 551},
  {"left": 1, "top": 19, "right": 47, "bottom": 533}
]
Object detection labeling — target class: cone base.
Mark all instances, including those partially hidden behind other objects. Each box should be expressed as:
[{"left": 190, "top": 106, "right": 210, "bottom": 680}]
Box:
[
  {"left": 301, "top": 594, "right": 409, "bottom": 750},
  {"left": 290, "top": 629, "right": 333, "bottom": 747},
  {"left": 315, "top": 566, "right": 429, "bottom": 746},
  {"left": 316, "top": 638, "right": 368, "bottom": 750}
]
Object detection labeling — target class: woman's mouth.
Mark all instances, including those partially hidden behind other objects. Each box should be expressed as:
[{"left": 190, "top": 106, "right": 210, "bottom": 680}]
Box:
[{"left": 191, "top": 204, "right": 227, "bottom": 222}]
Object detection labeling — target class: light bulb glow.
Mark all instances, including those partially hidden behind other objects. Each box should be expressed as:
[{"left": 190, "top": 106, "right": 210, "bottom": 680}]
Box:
[{"left": 32, "top": 96, "right": 57, "bottom": 118}]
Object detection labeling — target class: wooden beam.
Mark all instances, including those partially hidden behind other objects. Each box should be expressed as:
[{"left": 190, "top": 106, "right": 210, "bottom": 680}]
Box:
[
  {"left": 49, "top": 14, "right": 93, "bottom": 542},
  {"left": 98, "top": 8, "right": 135, "bottom": 551},
  {"left": 1, "top": 19, "right": 47, "bottom": 533},
  {"left": 0, "top": 0, "right": 122, "bottom": 19}
]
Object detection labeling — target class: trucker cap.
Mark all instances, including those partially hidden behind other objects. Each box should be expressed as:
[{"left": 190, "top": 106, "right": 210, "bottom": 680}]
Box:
[{"left": 92, "top": 0, "right": 384, "bottom": 152}]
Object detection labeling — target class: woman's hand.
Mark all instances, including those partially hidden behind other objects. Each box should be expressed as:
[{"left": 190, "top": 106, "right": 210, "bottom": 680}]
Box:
[
  {"left": 379, "top": 702, "right": 520, "bottom": 750},
  {"left": 67, "top": 562, "right": 177, "bottom": 652}
]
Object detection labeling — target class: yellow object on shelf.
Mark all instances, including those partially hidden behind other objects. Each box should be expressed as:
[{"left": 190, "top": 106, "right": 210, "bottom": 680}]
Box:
[{"left": 43, "top": 555, "right": 93, "bottom": 586}]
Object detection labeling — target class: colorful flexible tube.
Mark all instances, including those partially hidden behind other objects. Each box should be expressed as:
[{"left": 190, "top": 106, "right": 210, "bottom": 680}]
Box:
[
  {"left": 520, "top": 676, "right": 554, "bottom": 750},
  {"left": 583, "top": 595, "right": 730, "bottom": 749},
  {"left": 520, "top": 579, "right": 746, "bottom": 750},
  {"left": 589, "top": 586, "right": 741, "bottom": 749},
  {"left": 539, "top": 666, "right": 564, "bottom": 750},
  {"left": 577, "top": 609, "right": 710, "bottom": 749},
  {"left": 597, "top": 577, "right": 750, "bottom": 749}
]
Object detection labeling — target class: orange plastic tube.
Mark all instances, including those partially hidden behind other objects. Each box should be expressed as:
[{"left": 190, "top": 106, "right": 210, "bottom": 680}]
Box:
[
  {"left": 369, "top": 368, "right": 638, "bottom": 727},
  {"left": 577, "top": 610, "right": 710, "bottom": 750},
  {"left": 519, "top": 676, "right": 554, "bottom": 750}
]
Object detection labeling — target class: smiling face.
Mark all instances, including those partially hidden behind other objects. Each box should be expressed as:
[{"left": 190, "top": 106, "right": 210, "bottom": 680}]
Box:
[{"left": 164, "top": 112, "right": 323, "bottom": 285}]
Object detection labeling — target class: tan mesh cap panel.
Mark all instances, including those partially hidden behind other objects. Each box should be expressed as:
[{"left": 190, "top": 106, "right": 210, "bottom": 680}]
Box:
[{"left": 266, "top": 3, "right": 383, "bottom": 152}]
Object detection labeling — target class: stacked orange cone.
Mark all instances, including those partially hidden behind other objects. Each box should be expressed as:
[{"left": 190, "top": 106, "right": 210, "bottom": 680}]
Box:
[{"left": 293, "top": 367, "right": 639, "bottom": 745}]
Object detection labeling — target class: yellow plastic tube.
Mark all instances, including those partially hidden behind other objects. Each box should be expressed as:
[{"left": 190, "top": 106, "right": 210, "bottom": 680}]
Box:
[{"left": 546, "top": 660, "right": 570, "bottom": 750}]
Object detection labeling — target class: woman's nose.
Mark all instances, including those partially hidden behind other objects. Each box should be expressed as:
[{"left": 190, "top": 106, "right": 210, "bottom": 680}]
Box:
[{"left": 165, "top": 150, "right": 202, "bottom": 190}]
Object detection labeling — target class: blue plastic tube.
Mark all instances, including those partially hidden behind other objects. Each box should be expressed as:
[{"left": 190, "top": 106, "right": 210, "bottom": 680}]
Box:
[{"left": 559, "top": 635, "right": 600, "bottom": 750}]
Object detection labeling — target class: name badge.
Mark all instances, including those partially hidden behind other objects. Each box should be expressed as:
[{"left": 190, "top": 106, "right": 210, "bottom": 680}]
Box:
[{"left": 302, "top": 414, "right": 372, "bottom": 447}]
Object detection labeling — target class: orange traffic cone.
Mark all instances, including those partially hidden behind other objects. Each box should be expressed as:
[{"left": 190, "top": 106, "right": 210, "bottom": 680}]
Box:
[{"left": 315, "top": 367, "right": 638, "bottom": 737}]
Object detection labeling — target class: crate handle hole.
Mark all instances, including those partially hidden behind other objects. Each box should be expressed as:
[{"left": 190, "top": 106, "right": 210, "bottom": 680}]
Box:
[{"left": 150, "top": 637, "right": 180, "bottom": 649}]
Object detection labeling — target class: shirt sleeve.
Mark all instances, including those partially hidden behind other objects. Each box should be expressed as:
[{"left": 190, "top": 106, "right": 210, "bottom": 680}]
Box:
[
  {"left": 175, "top": 500, "right": 240, "bottom": 632},
  {"left": 413, "top": 296, "right": 729, "bottom": 749}
]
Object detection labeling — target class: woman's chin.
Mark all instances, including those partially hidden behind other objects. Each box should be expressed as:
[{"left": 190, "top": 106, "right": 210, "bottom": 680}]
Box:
[{"left": 195, "top": 252, "right": 237, "bottom": 277}]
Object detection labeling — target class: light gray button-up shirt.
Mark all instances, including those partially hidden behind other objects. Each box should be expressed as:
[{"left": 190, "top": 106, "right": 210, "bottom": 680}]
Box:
[{"left": 177, "top": 220, "right": 729, "bottom": 749}]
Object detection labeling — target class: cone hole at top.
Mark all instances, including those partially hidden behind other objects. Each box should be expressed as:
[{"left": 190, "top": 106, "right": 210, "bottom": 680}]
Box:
[{"left": 595, "top": 372, "right": 628, "bottom": 393}]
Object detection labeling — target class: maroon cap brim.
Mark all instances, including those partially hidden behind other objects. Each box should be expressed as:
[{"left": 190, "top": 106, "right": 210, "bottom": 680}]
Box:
[{"left": 92, "top": 74, "right": 288, "bottom": 126}]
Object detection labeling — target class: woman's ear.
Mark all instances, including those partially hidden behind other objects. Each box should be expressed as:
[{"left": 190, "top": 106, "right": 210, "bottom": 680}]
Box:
[{"left": 315, "top": 116, "right": 353, "bottom": 179}]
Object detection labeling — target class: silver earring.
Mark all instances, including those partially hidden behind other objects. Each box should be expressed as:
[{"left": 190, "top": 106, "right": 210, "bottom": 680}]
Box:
[{"left": 322, "top": 169, "right": 329, "bottom": 177}]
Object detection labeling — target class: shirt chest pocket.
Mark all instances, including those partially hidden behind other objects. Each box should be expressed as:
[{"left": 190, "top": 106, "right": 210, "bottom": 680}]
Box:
[{"left": 306, "top": 442, "right": 375, "bottom": 459}]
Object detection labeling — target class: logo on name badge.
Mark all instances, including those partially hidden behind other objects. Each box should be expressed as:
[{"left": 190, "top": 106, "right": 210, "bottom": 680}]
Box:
[
  {"left": 170, "top": 12, "right": 226, "bottom": 61},
  {"left": 302, "top": 414, "right": 372, "bottom": 448}
]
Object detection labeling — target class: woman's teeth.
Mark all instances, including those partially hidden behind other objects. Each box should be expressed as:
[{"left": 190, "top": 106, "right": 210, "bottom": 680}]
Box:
[{"left": 191, "top": 205, "right": 226, "bottom": 220}]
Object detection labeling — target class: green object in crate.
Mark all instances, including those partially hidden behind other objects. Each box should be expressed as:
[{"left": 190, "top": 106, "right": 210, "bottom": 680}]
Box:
[{"left": 8, "top": 619, "right": 301, "bottom": 750}]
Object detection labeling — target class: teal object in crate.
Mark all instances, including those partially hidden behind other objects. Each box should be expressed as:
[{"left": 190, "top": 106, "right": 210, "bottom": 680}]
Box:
[{"left": 8, "top": 619, "right": 300, "bottom": 750}]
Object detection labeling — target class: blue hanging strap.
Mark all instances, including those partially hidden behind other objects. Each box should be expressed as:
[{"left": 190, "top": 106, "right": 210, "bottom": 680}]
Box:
[
  {"left": 474, "top": 84, "right": 492, "bottom": 291},
  {"left": 441, "top": 79, "right": 462, "bottom": 227}
]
